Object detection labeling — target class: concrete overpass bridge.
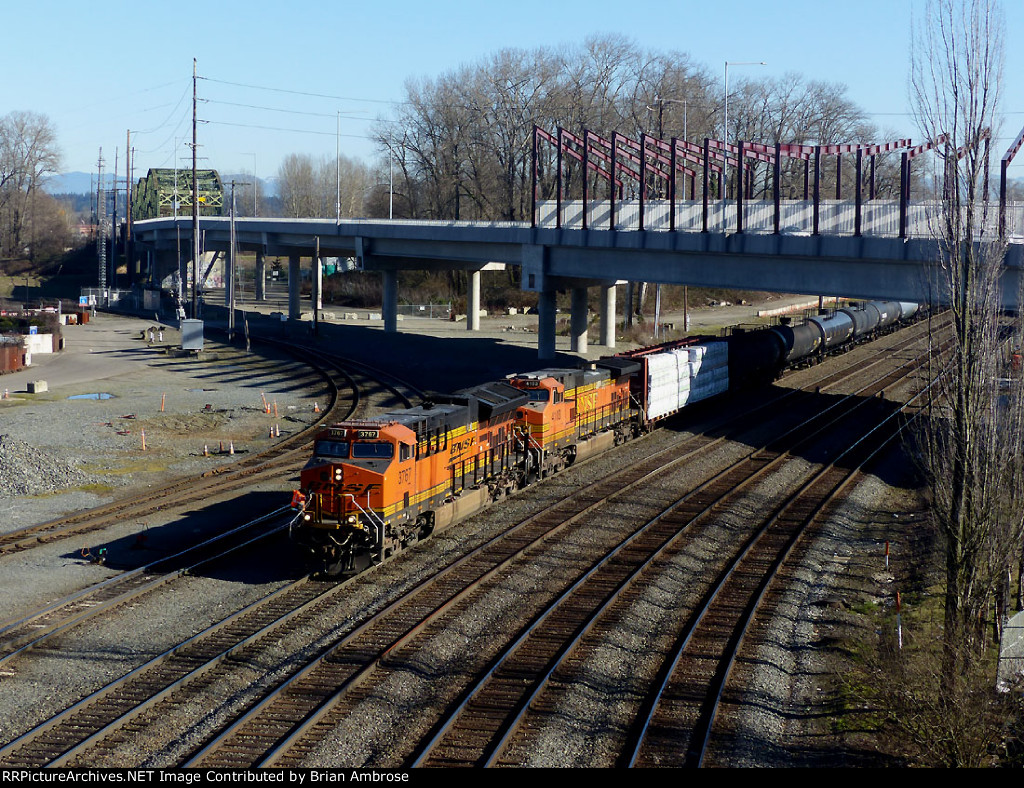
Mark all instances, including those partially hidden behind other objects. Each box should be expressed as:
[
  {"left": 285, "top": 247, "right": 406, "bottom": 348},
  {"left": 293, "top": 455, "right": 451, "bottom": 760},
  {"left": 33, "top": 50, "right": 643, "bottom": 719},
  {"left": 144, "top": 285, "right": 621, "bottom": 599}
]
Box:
[
  {"left": 131, "top": 124, "right": 1024, "bottom": 359},
  {"left": 132, "top": 212, "right": 1024, "bottom": 359}
]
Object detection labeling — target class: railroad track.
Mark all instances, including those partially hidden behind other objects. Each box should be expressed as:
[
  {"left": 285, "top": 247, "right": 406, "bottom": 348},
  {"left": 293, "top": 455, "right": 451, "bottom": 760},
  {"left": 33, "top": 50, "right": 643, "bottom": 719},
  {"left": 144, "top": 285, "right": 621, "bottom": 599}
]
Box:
[
  {"left": 0, "top": 345, "right": 426, "bottom": 667},
  {"left": 0, "top": 507, "right": 293, "bottom": 671},
  {"left": 175, "top": 322, "right": 939, "bottom": 768},
  {"left": 0, "top": 342, "right": 424, "bottom": 559},
  {"left": 0, "top": 319, "right": 941, "bottom": 767},
  {"left": 408, "top": 343, "right": 928, "bottom": 767},
  {"left": 0, "top": 347, "right": 343, "bottom": 557},
  {"left": 626, "top": 392, "right": 925, "bottom": 767}
]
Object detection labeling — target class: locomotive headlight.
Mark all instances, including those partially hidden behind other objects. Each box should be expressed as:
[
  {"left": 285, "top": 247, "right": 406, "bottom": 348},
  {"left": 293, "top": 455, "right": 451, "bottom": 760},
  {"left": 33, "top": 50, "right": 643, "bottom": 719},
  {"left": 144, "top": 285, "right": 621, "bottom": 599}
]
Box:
[
  {"left": 334, "top": 468, "right": 342, "bottom": 480},
  {"left": 303, "top": 514, "right": 311, "bottom": 521},
  {"left": 346, "top": 514, "right": 358, "bottom": 524}
]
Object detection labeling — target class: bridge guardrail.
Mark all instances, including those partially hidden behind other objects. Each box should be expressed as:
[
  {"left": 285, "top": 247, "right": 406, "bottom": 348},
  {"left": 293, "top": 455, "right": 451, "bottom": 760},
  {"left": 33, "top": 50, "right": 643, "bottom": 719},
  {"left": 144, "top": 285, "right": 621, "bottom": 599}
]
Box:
[{"left": 536, "top": 199, "right": 1024, "bottom": 239}]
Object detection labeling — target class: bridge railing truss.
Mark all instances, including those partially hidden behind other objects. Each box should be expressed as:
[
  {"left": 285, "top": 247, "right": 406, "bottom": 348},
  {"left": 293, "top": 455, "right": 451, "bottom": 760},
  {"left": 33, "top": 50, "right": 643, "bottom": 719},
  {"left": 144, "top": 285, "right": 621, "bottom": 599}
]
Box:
[{"left": 532, "top": 125, "right": 1023, "bottom": 240}]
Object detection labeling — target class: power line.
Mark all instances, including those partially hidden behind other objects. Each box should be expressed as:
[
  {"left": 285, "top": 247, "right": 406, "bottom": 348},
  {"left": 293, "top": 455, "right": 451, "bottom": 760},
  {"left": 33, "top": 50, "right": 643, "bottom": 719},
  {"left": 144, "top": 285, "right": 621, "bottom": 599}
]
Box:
[
  {"left": 204, "top": 98, "right": 369, "bottom": 120},
  {"left": 205, "top": 118, "right": 373, "bottom": 141},
  {"left": 200, "top": 76, "right": 404, "bottom": 106}
]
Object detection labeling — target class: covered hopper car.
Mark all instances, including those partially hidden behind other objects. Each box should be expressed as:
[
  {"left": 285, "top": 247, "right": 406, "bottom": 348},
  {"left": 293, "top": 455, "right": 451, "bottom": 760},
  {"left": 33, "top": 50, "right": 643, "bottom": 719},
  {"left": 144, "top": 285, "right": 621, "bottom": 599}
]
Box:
[{"left": 291, "top": 300, "right": 920, "bottom": 575}]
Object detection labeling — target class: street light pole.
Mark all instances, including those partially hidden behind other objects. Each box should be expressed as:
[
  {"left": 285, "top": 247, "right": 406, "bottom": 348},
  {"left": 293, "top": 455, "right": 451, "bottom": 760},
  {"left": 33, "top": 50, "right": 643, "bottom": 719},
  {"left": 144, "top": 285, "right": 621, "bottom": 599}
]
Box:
[{"left": 723, "top": 60, "right": 766, "bottom": 199}]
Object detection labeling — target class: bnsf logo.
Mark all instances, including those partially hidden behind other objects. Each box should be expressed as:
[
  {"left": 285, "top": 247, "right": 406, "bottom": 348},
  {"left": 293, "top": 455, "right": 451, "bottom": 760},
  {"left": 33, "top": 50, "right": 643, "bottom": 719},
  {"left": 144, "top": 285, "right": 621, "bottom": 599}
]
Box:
[
  {"left": 450, "top": 436, "right": 476, "bottom": 456},
  {"left": 308, "top": 481, "right": 381, "bottom": 496}
]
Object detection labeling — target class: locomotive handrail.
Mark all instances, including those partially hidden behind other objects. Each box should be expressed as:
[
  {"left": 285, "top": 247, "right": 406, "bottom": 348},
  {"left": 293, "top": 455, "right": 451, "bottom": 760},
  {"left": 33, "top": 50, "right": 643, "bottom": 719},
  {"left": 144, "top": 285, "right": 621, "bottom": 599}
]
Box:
[{"left": 343, "top": 494, "right": 384, "bottom": 553}]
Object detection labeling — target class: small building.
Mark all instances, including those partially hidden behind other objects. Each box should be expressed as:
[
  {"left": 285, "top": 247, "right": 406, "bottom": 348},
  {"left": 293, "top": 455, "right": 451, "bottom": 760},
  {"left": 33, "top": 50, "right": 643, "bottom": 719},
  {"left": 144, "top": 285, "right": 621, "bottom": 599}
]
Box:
[{"left": 0, "top": 335, "right": 25, "bottom": 374}]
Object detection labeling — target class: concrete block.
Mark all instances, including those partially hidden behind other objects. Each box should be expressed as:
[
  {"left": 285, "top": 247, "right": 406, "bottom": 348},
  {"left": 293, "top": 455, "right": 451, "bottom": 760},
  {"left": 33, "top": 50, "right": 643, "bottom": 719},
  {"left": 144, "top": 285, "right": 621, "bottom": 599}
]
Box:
[{"left": 27, "top": 380, "right": 47, "bottom": 393}]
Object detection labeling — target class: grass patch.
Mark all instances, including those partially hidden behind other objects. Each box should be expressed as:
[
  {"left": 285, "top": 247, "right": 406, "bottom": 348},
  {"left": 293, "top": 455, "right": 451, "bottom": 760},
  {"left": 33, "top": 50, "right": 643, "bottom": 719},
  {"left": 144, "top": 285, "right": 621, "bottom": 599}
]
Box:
[
  {"left": 848, "top": 600, "right": 880, "bottom": 616},
  {"left": 83, "top": 461, "right": 170, "bottom": 475},
  {"left": 71, "top": 483, "right": 116, "bottom": 495}
]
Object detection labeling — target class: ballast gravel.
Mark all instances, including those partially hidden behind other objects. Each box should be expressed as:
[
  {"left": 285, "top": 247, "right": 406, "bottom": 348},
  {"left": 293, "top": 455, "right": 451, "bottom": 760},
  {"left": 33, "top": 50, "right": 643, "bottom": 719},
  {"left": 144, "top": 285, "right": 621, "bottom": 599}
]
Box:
[
  {"left": 0, "top": 434, "right": 109, "bottom": 496},
  {"left": 0, "top": 307, "right": 934, "bottom": 767}
]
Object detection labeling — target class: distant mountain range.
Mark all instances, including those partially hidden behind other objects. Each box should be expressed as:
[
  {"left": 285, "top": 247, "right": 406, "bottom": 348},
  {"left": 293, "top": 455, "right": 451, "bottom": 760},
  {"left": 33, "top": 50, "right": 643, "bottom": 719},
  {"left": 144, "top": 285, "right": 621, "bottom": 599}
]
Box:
[{"left": 45, "top": 171, "right": 105, "bottom": 195}]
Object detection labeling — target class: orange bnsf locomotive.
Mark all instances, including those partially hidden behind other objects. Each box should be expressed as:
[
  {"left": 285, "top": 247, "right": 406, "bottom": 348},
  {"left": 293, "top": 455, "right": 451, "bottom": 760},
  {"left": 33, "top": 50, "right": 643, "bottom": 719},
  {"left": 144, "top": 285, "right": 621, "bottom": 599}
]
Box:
[{"left": 291, "top": 360, "right": 639, "bottom": 575}]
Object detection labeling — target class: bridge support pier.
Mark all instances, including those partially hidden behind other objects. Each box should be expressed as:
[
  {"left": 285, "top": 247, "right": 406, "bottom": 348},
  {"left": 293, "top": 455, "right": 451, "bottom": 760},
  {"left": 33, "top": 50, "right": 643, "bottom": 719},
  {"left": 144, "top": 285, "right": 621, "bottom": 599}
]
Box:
[
  {"left": 599, "top": 284, "right": 616, "bottom": 349},
  {"left": 382, "top": 269, "right": 398, "bottom": 334},
  {"left": 255, "top": 250, "right": 266, "bottom": 301},
  {"left": 537, "top": 289, "right": 557, "bottom": 360},
  {"left": 468, "top": 270, "right": 481, "bottom": 331},
  {"left": 570, "top": 287, "right": 588, "bottom": 354},
  {"left": 288, "top": 254, "right": 301, "bottom": 321}
]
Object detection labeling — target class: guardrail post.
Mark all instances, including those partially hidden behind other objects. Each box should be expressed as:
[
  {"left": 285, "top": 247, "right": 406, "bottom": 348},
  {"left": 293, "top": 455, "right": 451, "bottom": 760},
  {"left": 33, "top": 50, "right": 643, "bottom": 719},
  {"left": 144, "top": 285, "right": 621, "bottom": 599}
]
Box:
[
  {"left": 556, "top": 126, "right": 563, "bottom": 229},
  {"left": 899, "top": 151, "right": 909, "bottom": 239},
  {"left": 610, "top": 134, "right": 617, "bottom": 231},
  {"left": 531, "top": 126, "right": 538, "bottom": 228},
  {"left": 670, "top": 137, "right": 677, "bottom": 232},
  {"left": 813, "top": 145, "right": 821, "bottom": 236},
  {"left": 736, "top": 141, "right": 744, "bottom": 234},
  {"left": 1000, "top": 158, "right": 1008, "bottom": 238},
  {"left": 639, "top": 133, "right": 647, "bottom": 232},
  {"left": 702, "top": 138, "right": 710, "bottom": 233},
  {"left": 855, "top": 147, "right": 863, "bottom": 237},
  {"left": 582, "top": 128, "right": 589, "bottom": 231},
  {"left": 773, "top": 142, "right": 781, "bottom": 235}
]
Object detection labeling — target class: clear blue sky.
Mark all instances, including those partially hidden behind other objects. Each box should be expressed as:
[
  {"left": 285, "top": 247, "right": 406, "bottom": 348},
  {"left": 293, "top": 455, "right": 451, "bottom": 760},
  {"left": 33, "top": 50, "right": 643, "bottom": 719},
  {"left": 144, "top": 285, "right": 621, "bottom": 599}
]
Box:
[{"left": 7, "top": 0, "right": 1024, "bottom": 181}]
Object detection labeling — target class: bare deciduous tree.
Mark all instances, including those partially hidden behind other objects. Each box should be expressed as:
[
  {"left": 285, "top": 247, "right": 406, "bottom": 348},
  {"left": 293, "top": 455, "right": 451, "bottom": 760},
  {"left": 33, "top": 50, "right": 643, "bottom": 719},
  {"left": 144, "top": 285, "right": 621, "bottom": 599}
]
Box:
[
  {"left": 0, "top": 111, "right": 62, "bottom": 259},
  {"left": 277, "top": 152, "right": 370, "bottom": 219},
  {"left": 910, "top": 2, "right": 1023, "bottom": 753}
]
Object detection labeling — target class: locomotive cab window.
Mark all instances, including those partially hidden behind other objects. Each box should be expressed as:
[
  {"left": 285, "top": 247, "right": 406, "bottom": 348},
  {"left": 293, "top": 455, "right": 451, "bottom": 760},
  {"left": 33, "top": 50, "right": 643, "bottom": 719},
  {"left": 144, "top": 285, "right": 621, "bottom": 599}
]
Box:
[
  {"left": 351, "top": 442, "right": 394, "bottom": 459},
  {"left": 400, "top": 443, "right": 413, "bottom": 462},
  {"left": 314, "top": 440, "right": 349, "bottom": 459}
]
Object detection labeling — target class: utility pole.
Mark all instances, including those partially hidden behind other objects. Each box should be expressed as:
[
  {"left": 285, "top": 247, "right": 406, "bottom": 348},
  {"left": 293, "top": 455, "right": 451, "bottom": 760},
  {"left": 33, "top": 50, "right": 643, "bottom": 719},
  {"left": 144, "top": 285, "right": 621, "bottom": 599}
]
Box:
[
  {"left": 228, "top": 181, "right": 237, "bottom": 341},
  {"left": 191, "top": 58, "right": 200, "bottom": 319},
  {"left": 336, "top": 111, "right": 341, "bottom": 224},
  {"left": 125, "top": 130, "right": 132, "bottom": 281},
  {"left": 111, "top": 149, "right": 117, "bottom": 294},
  {"left": 96, "top": 149, "right": 106, "bottom": 295}
]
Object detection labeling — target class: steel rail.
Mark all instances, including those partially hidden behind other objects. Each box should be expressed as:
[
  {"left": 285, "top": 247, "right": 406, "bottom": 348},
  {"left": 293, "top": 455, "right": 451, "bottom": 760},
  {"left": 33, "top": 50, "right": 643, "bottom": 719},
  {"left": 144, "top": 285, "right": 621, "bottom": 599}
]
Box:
[{"left": 409, "top": 336, "right": 936, "bottom": 767}]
